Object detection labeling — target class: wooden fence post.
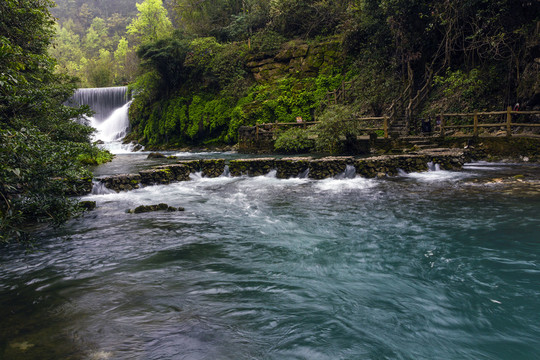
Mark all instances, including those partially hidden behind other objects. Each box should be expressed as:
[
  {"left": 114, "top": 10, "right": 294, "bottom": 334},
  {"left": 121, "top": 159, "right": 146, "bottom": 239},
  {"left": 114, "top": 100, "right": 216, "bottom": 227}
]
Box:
[
  {"left": 384, "top": 117, "right": 388, "bottom": 139},
  {"left": 256, "top": 123, "right": 259, "bottom": 141},
  {"left": 473, "top": 111, "right": 479, "bottom": 137},
  {"left": 506, "top": 106, "right": 512, "bottom": 137}
]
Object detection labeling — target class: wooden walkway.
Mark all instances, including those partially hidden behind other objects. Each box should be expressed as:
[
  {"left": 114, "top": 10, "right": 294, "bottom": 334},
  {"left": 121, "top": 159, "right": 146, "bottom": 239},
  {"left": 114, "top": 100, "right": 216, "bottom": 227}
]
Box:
[
  {"left": 253, "top": 107, "right": 540, "bottom": 141},
  {"left": 438, "top": 107, "right": 540, "bottom": 137}
]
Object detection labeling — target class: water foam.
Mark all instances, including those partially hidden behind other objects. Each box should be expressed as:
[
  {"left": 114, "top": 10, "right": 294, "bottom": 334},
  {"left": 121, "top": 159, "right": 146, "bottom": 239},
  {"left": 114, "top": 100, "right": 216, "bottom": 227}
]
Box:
[{"left": 314, "top": 176, "right": 377, "bottom": 192}]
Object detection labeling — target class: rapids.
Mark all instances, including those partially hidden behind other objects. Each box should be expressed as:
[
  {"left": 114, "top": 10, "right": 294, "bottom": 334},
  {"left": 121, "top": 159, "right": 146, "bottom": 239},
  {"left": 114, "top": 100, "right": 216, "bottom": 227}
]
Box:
[{"left": 1, "top": 157, "right": 539, "bottom": 360}]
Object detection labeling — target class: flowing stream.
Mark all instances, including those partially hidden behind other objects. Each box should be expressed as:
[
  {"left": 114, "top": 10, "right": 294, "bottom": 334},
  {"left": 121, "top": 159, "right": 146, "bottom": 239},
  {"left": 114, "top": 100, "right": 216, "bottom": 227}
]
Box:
[
  {"left": 2, "top": 92, "right": 539, "bottom": 359},
  {"left": 1, "top": 156, "right": 539, "bottom": 360}
]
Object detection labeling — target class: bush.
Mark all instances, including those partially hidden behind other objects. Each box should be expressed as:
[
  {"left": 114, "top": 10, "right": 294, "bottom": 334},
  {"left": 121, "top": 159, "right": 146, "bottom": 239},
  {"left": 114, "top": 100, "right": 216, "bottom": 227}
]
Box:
[
  {"left": 314, "top": 105, "right": 356, "bottom": 154},
  {"left": 274, "top": 127, "right": 314, "bottom": 154},
  {"left": 0, "top": 128, "right": 92, "bottom": 242},
  {"left": 249, "top": 30, "right": 286, "bottom": 55}
]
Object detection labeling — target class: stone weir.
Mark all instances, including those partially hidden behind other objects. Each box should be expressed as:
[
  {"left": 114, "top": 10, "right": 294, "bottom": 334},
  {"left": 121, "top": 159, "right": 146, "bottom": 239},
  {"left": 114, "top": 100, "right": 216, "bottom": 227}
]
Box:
[{"left": 95, "top": 150, "right": 470, "bottom": 193}]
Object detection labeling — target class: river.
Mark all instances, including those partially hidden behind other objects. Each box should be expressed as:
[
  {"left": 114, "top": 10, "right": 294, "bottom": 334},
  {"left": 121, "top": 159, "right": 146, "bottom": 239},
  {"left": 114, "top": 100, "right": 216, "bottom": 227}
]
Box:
[{"left": 1, "top": 153, "right": 539, "bottom": 360}]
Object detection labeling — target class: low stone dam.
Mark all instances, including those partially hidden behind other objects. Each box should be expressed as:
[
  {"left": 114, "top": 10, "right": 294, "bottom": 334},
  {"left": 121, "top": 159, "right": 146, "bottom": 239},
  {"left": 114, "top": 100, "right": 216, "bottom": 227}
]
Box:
[{"left": 94, "top": 149, "right": 470, "bottom": 193}]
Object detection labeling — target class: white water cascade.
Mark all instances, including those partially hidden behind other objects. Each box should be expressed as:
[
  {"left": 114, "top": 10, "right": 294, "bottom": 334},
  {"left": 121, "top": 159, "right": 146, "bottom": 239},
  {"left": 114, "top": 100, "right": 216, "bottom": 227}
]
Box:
[{"left": 70, "top": 86, "right": 139, "bottom": 153}]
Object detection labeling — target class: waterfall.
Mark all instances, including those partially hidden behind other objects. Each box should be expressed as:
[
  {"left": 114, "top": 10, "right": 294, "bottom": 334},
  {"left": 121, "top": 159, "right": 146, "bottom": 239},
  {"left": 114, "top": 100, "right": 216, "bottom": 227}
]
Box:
[
  {"left": 93, "top": 101, "right": 132, "bottom": 142},
  {"left": 427, "top": 161, "right": 441, "bottom": 172},
  {"left": 222, "top": 165, "right": 231, "bottom": 177},
  {"left": 299, "top": 168, "right": 310, "bottom": 179},
  {"left": 69, "top": 86, "right": 138, "bottom": 153},
  {"left": 335, "top": 165, "right": 357, "bottom": 179},
  {"left": 70, "top": 86, "right": 130, "bottom": 122}
]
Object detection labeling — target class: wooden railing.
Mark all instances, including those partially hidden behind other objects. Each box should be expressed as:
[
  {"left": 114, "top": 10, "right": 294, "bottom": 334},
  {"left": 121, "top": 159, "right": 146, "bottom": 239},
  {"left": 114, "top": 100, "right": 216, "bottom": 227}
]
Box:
[
  {"left": 255, "top": 116, "right": 389, "bottom": 141},
  {"left": 323, "top": 81, "right": 353, "bottom": 106},
  {"left": 439, "top": 107, "right": 540, "bottom": 137}
]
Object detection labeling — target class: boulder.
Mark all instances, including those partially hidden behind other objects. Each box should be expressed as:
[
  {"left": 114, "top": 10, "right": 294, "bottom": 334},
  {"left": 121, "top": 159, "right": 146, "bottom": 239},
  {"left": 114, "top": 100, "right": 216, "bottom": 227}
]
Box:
[
  {"left": 129, "top": 203, "right": 185, "bottom": 214},
  {"left": 147, "top": 152, "right": 166, "bottom": 159},
  {"left": 79, "top": 201, "right": 96, "bottom": 211}
]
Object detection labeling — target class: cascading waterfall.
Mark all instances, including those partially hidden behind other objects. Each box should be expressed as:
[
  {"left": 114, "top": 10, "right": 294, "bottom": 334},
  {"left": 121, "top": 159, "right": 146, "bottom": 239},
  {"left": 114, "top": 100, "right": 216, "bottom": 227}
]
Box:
[
  {"left": 92, "top": 101, "right": 132, "bottom": 142},
  {"left": 70, "top": 86, "right": 130, "bottom": 122},
  {"left": 427, "top": 161, "right": 441, "bottom": 171},
  {"left": 335, "top": 164, "right": 357, "bottom": 179},
  {"left": 69, "top": 86, "right": 137, "bottom": 153}
]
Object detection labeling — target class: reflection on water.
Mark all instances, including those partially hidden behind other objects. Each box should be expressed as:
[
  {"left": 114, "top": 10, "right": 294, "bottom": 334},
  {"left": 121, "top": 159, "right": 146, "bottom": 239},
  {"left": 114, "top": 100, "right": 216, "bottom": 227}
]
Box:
[{"left": 1, "top": 160, "right": 539, "bottom": 359}]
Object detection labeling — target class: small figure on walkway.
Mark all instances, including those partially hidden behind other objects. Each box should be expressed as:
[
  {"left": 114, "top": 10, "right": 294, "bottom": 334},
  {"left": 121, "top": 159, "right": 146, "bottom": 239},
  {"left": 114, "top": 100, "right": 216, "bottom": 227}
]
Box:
[
  {"left": 513, "top": 103, "right": 520, "bottom": 111},
  {"left": 421, "top": 118, "right": 432, "bottom": 135}
]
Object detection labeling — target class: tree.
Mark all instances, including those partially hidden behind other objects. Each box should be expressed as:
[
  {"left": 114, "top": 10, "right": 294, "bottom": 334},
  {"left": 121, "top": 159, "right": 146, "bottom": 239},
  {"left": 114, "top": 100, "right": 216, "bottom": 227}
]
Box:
[
  {"left": 84, "top": 17, "right": 111, "bottom": 56},
  {"left": 135, "top": 33, "right": 191, "bottom": 95},
  {"left": 0, "top": 0, "right": 99, "bottom": 242},
  {"left": 127, "top": 0, "right": 174, "bottom": 45}
]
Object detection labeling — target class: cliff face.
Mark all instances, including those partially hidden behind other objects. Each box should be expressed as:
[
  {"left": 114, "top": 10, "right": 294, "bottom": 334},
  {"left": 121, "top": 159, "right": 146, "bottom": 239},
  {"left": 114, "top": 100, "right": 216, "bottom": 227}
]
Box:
[{"left": 246, "top": 39, "right": 343, "bottom": 83}]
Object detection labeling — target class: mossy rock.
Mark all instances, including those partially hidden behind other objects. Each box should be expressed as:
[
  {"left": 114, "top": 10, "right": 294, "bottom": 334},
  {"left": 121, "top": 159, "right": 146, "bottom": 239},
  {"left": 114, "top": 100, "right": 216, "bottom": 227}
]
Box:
[
  {"left": 79, "top": 201, "right": 96, "bottom": 211},
  {"left": 147, "top": 152, "right": 166, "bottom": 159},
  {"left": 129, "top": 204, "right": 185, "bottom": 214}
]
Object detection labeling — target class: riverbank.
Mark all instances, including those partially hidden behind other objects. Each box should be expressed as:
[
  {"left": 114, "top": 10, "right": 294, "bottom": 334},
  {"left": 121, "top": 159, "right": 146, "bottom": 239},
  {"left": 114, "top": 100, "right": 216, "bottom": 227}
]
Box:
[{"left": 130, "top": 136, "right": 540, "bottom": 161}]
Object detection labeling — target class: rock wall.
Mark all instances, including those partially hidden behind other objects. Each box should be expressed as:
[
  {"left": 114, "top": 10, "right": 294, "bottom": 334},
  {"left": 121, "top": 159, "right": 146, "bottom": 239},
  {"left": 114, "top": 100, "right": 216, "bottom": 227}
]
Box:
[{"left": 246, "top": 39, "right": 342, "bottom": 83}]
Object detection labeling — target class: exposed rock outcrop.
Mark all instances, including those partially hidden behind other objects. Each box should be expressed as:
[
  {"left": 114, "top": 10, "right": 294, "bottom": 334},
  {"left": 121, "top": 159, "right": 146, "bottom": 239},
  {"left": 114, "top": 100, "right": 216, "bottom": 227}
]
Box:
[{"left": 246, "top": 39, "right": 342, "bottom": 83}]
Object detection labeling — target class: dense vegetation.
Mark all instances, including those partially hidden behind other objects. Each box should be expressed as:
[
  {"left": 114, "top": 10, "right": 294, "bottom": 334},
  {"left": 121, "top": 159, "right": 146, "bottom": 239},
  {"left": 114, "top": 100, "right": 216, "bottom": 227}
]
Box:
[
  {"left": 0, "top": 0, "right": 108, "bottom": 242},
  {"left": 49, "top": 0, "right": 539, "bottom": 149},
  {"left": 49, "top": 0, "right": 140, "bottom": 86},
  {"left": 111, "top": 0, "right": 538, "bottom": 150}
]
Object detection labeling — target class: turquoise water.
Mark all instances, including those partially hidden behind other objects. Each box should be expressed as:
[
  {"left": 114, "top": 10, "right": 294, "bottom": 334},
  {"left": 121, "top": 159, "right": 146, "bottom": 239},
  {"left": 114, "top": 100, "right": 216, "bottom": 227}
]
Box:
[{"left": 1, "top": 159, "right": 539, "bottom": 359}]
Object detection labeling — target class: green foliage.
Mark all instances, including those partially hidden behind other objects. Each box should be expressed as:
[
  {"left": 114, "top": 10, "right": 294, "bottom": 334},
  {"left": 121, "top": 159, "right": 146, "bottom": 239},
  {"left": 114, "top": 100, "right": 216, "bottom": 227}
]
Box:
[
  {"left": 127, "top": 0, "right": 173, "bottom": 45},
  {"left": 428, "top": 66, "right": 503, "bottom": 114},
  {"left": 77, "top": 146, "right": 114, "bottom": 166},
  {"left": 185, "top": 37, "right": 223, "bottom": 70},
  {"left": 269, "top": 0, "right": 350, "bottom": 38},
  {"left": 249, "top": 30, "right": 286, "bottom": 54},
  {"left": 136, "top": 33, "right": 191, "bottom": 95},
  {"left": 274, "top": 127, "right": 314, "bottom": 154},
  {"left": 130, "top": 37, "right": 344, "bottom": 145},
  {"left": 171, "top": 0, "right": 246, "bottom": 37},
  {"left": 314, "top": 105, "right": 356, "bottom": 154},
  {"left": 50, "top": 0, "right": 144, "bottom": 87},
  {"left": 0, "top": 0, "right": 99, "bottom": 242},
  {"left": 346, "top": 60, "right": 401, "bottom": 116},
  {"left": 434, "top": 69, "right": 485, "bottom": 100},
  {"left": 123, "top": 0, "right": 539, "bottom": 148},
  {"left": 210, "top": 42, "right": 249, "bottom": 96}
]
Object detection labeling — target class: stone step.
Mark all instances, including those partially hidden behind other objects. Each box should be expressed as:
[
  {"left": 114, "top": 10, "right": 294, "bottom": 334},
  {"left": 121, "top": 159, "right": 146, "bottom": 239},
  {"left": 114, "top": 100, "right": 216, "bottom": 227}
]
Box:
[{"left": 415, "top": 144, "right": 439, "bottom": 149}]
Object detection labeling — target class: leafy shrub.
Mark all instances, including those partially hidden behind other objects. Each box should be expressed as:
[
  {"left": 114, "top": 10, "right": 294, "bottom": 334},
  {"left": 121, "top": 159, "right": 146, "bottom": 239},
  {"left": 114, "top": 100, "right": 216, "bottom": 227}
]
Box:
[
  {"left": 249, "top": 30, "right": 286, "bottom": 54},
  {"left": 274, "top": 127, "right": 314, "bottom": 154},
  {"left": 314, "top": 105, "right": 356, "bottom": 154},
  {"left": 429, "top": 66, "right": 503, "bottom": 114},
  {"left": 0, "top": 128, "right": 92, "bottom": 241}
]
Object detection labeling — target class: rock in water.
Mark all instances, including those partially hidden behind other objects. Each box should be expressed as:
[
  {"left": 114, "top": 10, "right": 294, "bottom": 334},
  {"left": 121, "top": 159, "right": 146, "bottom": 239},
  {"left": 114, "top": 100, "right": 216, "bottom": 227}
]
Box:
[
  {"left": 79, "top": 201, "right": 97, "bottom": 211},
  {"left": 129, "top": 204, "right": 185, "bottom": 214},
  {"left": 147, "top": 152, "right": 166, "bottom": 159}
]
